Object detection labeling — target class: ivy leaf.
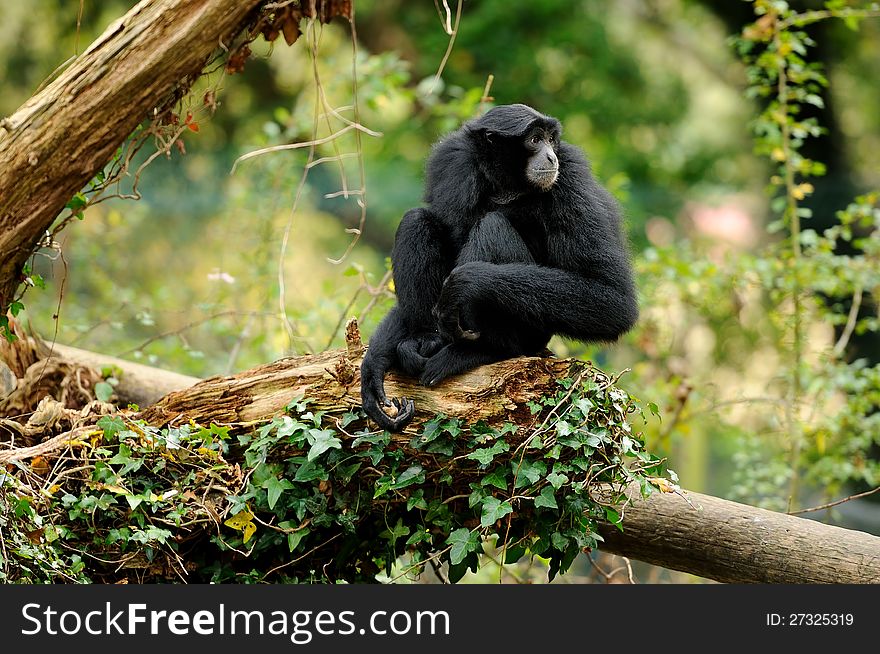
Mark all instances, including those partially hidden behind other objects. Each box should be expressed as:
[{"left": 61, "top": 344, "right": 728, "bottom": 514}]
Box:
[
  {"left": 352, "top": 432, "right": 389, "bottom": 448},
  {"left": 307, "top": 429, "right": 342, "bottom": 461},
  {"left": 503, "top": 544, "right": 527, "bottom": 564},
  {"left": 338, "top": 461, "right": 362, "bottom": 485},
  {"left": 284, "top": 526, "right": 310, "bottom": 553},
  {"left": 551, "top": 532, "right": 570, "bottom": 551},
  {"left": 406, "top": 528, "right": 433, "bottom": 546},
  {"left": 480, "top": 497, "right": 513, "bottom": 527},
  {"left": 224, "top": 509, "right": 257, "bottom": 543},
  {"left": 442, "top": 418, "right": 462, "bottom": 438},
  {"left": 293, "top": 461, "right": 325, "bottom": 482},
  {"left": 480, "top": 468, "right": 508, "bottom": 490},
  {"left": 446, "top": 528, "right": 481, "bottom": 565},
  {"left": 391, "top": 465, "right": 425, "bottom": 490},
  {"left": 425, "top": 437, "right": 454, "bottom": 456},
  {"left": 575, "top": 397, "right": 594, "bottom": 415},
  {"left": 263, "top": 476, "right": 295, "bottom": 509},
  {"left": 546, "top": 472, "right": 569, "bottom": 489},
  {"left": 108, "top": 444, "right": 142, "bottom": 475},
  {"left": 380, "top": 518, "right": 410, "bottom": 550},
  {"left": 108, "top": 444, "right": 133, "bottom": 466},
  {"left": 535, "top": 486, "right": 558, "bottom": 510},
  {"left": 447, "top": 553, "right": 479, "bottom": 583},
  {"left": 65, "top": 192, "right": 87, "bottom": 214},
  {"left": 466, "top": 440, "right": 509, "bottom": 466},
  {"left": 97, "top": 415, "right": 125, "bottom": 438},
  {"left": 373, "top": 477, "right": 394, "bottom": 499},
  {"left": 604, "top": 506, "right": 624, "bottom": 532},
  {"left": 407, "top": 489, "right": 428, "bottom": 511},
  {"left": 468, "top": 488, "right": 488, "bottom": 509},
  {"left": 513, "top": 459, "right": 547, "bottom": 489},
  {"left": 412, "top": 419, "right": 443, "bottom": 449},
  {"left": 277, "top": 416, "right": 307, "bottom": 440},
  {"left": 94, "top": 381, "right": 114, "bottom": 403},
  {"left": 555, "top": 420, "right": 573, "bottom": 437},
  {"left": 585, "top": 432, "right": 603, "bottom": 448}
]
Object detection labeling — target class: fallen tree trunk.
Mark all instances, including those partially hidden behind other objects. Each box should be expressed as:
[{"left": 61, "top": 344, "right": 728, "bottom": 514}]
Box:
[
  {"left": 598, "top": 485, "right": 880, "bottom": 584},
  {"left": 2, "top": 337, "right": 878, "bottom": 584},
  {"left": 0, "top": 0, "right": 265, "bottom": 312},
  {"left": 138, "top": 344, "right": 570, "bottom": 430},
  {"left": 48, "top": 343, "right": 199, "bottom": 407}
]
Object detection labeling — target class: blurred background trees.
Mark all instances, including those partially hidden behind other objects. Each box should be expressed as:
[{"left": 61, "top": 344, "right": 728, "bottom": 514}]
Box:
[{"left": 4, "top": 0, "right": 879, "bottom": 581}]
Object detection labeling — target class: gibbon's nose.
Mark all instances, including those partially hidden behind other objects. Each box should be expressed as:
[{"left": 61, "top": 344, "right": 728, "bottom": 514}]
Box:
[{"left": 546, "top": 151, "right": 557, "bottom": 166}]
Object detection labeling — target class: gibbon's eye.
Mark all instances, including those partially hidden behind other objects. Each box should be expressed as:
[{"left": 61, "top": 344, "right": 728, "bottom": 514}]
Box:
[{"left": 531, "top": 135, "right": 541, "bottom": 144}]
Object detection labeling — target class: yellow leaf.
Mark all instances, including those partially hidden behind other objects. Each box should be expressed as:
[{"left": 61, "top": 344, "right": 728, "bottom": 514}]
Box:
[
  {"left": 224, "top": 508, "right": 257, "bottom": 543},
  {"left": 242, "top": 521, "right": 256, "bottom": 543},
  {"left": 41, "top": 484, "right": 62, "bottom": 497},
  {"left": 388, "top": 279, "right": 396, "bottom": 293},
  {"left": 648, "top": 477, "right": 679, "bottom": 493},
  {"left": 771, "top": 147, "right": 786, "bottom": 162},
  {"left": 197, "top": 447, "right": 220, "bottom": 459}
]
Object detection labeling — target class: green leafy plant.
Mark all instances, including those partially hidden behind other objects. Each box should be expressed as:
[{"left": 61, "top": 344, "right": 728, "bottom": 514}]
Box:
[
  {"left": 633, "top": 1, "right": 880, "bottom": 511},
  {"left": 2, "top": 364, "right": 671, "bottom": 584}
]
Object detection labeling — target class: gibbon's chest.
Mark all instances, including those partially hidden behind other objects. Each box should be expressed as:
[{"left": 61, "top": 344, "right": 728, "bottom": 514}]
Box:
[{"left": 500, "top": 202, "right": 550, "bottom": 265}]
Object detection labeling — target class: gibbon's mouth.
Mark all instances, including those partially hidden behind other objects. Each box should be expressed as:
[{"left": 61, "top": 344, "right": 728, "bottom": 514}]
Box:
[{"left": 532, "top": 168, "right": 559, "bottom": 190}]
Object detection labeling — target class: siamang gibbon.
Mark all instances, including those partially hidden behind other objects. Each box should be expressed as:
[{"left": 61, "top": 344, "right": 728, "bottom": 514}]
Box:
[{"left": 360, "top": 104, "right": 638, "bottom": 431}]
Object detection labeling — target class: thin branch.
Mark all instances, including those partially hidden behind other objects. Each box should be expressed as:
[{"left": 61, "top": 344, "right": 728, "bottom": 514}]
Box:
[
  {"left": 260, "top": 533, "right": 342, "bottom": 581},
  {"left": 325, "top": 10, "right": 375, "bottom": 265},
  {"left": 429, "top": 558, "right": 449, "bottom": 584},
  {"left": 832, "top": 284, "right": 863, "bottom": 359},
  {"left": 479, "top": 74, "right": 495, "bottom": 112},
  {"left": 113, "top": 309, "right": 251, "bottom": 357},
  {"left": 433, "top": 0, "right": 455, "bottom": 34},
  {"left": 428, "top": 0, "right": 463, "bottom": 93},
  {"left": 788, "top": 486, "right": 880, "bottom": 516},
  {"left": 230, "top": 124, "right": 360, "bottom": 174},
  {"left": 306, "top": 152, "right": 360, "bottom": 169}
]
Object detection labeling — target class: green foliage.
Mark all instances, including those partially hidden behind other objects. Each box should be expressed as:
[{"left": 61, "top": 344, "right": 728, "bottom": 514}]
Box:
[
  {"left": 632, "top": 1, "right": 880, "bottom": 511},
  {"left": 1, "top": 367, "right": 670, "bottom": 584},
  {"left": 0, "top": 474, "right": 89, "bottom": 583},
  {"left": 734, "top": 1, "right": 880, "bottom": 505}
]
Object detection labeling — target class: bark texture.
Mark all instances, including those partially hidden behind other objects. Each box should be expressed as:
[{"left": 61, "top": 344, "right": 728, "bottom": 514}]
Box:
[
  {"left": 598, "top": 484, "right": 880, "bottom": 584},
  {"left": 138, "top": 346, "right": 574, "bottom": 430}
]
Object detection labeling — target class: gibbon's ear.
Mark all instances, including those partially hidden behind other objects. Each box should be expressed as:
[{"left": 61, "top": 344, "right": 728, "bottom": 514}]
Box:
[{"left": 469, "top": 126, "right": 495, "bottom": 147}]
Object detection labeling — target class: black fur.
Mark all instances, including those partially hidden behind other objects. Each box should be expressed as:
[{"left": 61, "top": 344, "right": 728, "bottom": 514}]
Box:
[{"left": 360, "top": 104, "right": 638, "bottom": 431}]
